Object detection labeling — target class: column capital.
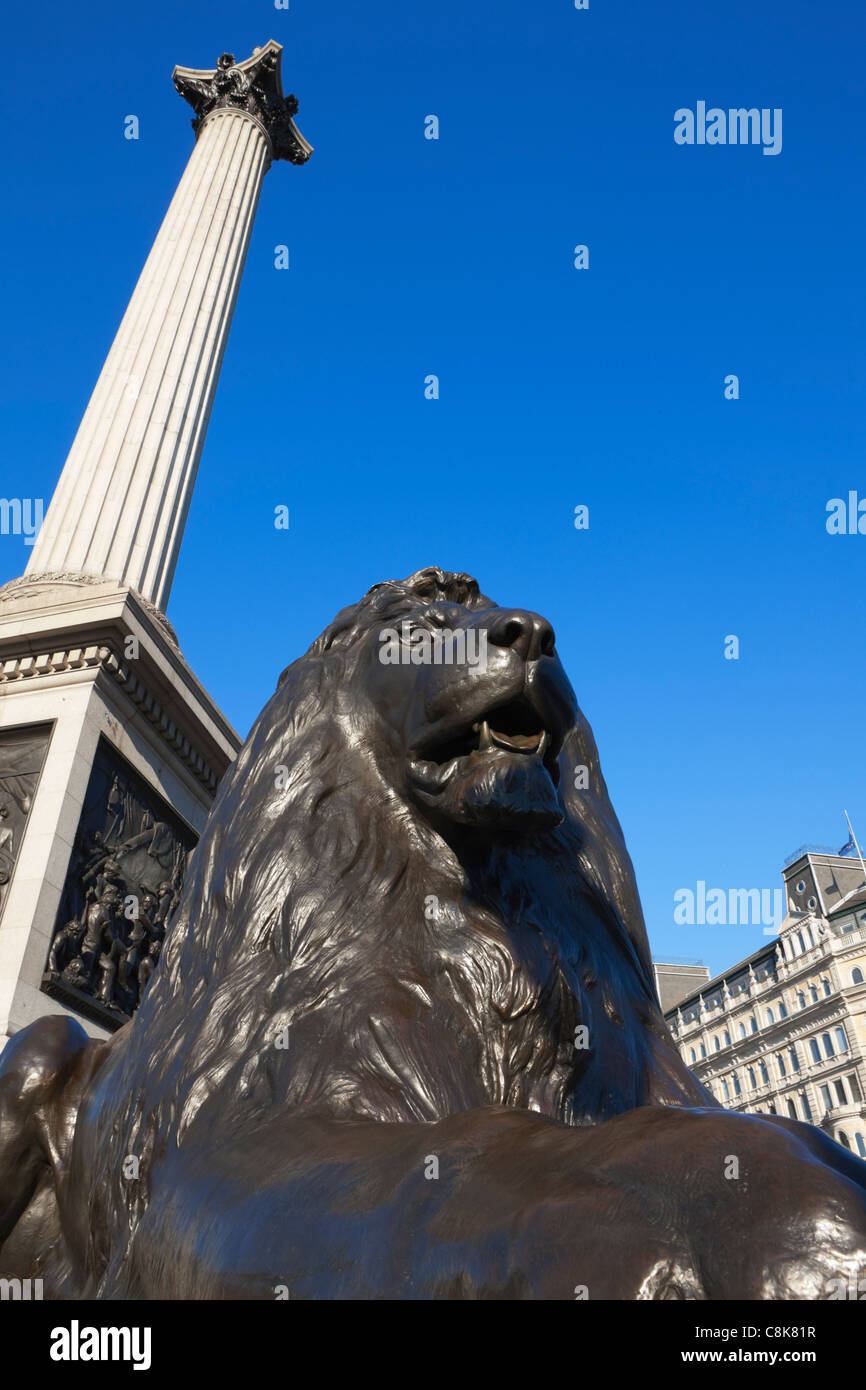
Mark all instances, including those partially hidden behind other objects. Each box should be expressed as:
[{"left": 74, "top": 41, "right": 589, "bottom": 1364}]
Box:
[{"left": 173, "top": 39, "right": 313, "bottom": 166}]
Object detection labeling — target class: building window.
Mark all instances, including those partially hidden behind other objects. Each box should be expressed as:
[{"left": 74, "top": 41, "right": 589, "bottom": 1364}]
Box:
[
  {"left": 760, "top": 1061, "right": 770, "bottom": 1085},
  {"left": 786, "top": 1098, "right": 797, "bottom": 1119},
  {"left": 822, "top": 978, "right": 831, "bottom": 997},
  {"left": 797, "top": 991, "right": 806, "bottom": 1010},
  {"left": 800, "top": 1091, "right": 813, "bottom": 1121},
  {"left": 838, "top": 1131, "right": 851, "bottom": 1149},
  {"left": 778, "top": 1001, "right": 787, "bottom": 1018},
  {"left": 689, "top": 1048, "right": 696, "bottom": 1064},
  {"left": 853, "top": 968, "right": 864, "bottom": 985},
  {"left": 768, "top": 1102, "right": 776, "bottom": 1114},
  {"left": 856, "top": 1134, "right": 866, "bottom": 1159},
  {"left": 788, "top": 1045, "right": 800, "bottom": 1072},
  {"left": 721, "top": 1078, "right": 730, "bottom": 1100},
  {"left": 807, "top": 897, "right": 817, "bottom": 911},
  {"left": 834, "top": 1079, "right": 848, "bottom": 1106},
  {"left": 724, "top": 1029, "right": 731, "bottom": 1046},
  {"left": 732, "top": 1074, "right": 741, "bottom": 1097},
  {"left": 835, "top": 1027, "right": 849, "bottom": 1053},
  {"left": 822, "top": 1033, "right": 835, "bottom": 1059},
  {"left": 700, "top": 1043, "right": 706, "bottom": 1058},
  {"left": 810, "top": 984, "right": 819, "bottom": 1003},
  {"left": 810, "top": 1039, "right": 821, "bottom": 1064},
  {"left": 796, "top": 880, "right": 806, "bottom": 894},
  {"left": 766, "top": 1008, "right": 774, "bottom": 1024},
  {"left": 777, "top": 1053, "right": 786, "bottom": 1078},
  {"left": 820, "top": 1083, "right": 833, "bottom": 1112},
  {"left": 849, "top": 1074, "right": 862, "bottom": 1103},
  {"left": 750, "top": 1017, "right": 758, "bottom": 1034},
  {"left": 798, "top": 932, "right": 807, "bottom": 954},
  {"left": 738, "top": 1023, "right": 747, "bottom": 1039},
  {"left": 748, "top": 1067, "right": 757, "bottom": 1089}
]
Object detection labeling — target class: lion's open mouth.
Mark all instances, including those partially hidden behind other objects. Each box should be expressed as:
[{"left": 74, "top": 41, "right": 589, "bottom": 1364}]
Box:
[{"left": 408, "top": 695, "right": 560, "bottom": 793}]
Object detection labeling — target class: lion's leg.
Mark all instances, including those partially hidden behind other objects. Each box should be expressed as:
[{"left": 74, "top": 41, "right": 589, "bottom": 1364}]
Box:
[
  {"left": 513, "top": 1104, "right": 866, "bottom": 1299},
  {"left": 637, "top": 1106, "right": 866, "bottom": 1300},
  {"left": 104, "top": 1106, "right": 684, "bottom": 1298},
  {"left": 110, "top": 1104, "right": 866, "bottom": 1300},
  {"left": 0, "top": 1016, "right": 93, "bottom": 1267}
]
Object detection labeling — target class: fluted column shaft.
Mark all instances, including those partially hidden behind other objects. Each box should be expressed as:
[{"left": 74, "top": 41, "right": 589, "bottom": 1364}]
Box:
[{"left": 27, "top": 108, "right": 271, "bottom": 609}]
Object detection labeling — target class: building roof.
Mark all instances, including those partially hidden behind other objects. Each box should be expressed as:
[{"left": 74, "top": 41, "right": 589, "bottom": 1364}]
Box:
[
  {"left": 828, "top": 887, "right": 866, "bottom": 916},
  {"left": 662, "top": 941, "right": 778, "bottom": 1017}
]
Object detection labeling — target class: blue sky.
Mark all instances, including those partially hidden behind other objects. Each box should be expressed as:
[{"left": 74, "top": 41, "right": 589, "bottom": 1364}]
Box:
[{"left": 2, "top": 0, "right": 865, "bottom": 978}]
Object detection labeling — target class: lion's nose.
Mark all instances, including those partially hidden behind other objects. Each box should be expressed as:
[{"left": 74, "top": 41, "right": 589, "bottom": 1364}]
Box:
[{"left": 486, "top": 609, "right": 556, "bottom": 661}]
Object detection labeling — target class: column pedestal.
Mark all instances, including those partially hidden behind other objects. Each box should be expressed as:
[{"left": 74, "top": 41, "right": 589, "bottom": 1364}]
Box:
[{"left": 0, "top": 576, "right": 239, "bottom": 1042}]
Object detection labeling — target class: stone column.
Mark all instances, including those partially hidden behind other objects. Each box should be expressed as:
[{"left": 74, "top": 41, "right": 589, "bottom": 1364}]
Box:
[
  {"left": 0, "top": 41, "right": 311, "bottom": 1044},
  {"left": 26, "top": 42, "right": 311, "bottom": 613}
]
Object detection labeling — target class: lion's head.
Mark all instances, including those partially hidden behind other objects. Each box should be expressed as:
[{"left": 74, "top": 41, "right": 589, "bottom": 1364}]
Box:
[
  {"left": 281, "top": 566, "right": 575, "bottom": 834},
  {"left": 83, "top": 568, "right": 709, "bottom": 1275}
]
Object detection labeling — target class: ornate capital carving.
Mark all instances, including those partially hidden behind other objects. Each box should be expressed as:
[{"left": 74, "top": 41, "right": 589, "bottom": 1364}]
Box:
[
  {"left": 0, "top": 571, "right": 180, "bottom": 646},
  {"left": 173, "top": 40, "right": 313, "bottom": 165}
]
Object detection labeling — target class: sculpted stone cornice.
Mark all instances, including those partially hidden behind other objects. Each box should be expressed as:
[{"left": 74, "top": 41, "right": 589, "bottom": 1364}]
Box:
[
  {"left": 686, "top": 999, "right": 851, "bottom": 1059},
  {"left": 778, "top": 951, "right": 834, "bottom": 989},
  {"left": 173, "top": 41, "right": 313, "bottom": 166},
  {"left": 835, "top": 938, "right": 866, "bottom": 965},
  {"left": 0, "top": 641, "right": 218, "bottom": 793},
  {"left": 0, "top": 572, "right": 179, "bottom": 648}
]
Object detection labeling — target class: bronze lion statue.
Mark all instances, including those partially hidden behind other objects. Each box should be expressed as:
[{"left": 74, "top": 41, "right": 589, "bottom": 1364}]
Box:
[{"left": 2, "top": 567, "right": 865, "bottom": 1298}]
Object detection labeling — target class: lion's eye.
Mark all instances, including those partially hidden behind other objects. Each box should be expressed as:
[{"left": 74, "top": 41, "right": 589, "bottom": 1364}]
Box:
[{"left": 426, "top": 604, "right": 463, "bottom": 628}]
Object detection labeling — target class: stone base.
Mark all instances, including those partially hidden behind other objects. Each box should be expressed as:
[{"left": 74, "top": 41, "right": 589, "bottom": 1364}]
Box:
[
  {"left": 0, "top": 576, "right": 240, "bottom": 1041},
  {"left": 41, "top": 970, "right": 130, "bottom": 1033}
]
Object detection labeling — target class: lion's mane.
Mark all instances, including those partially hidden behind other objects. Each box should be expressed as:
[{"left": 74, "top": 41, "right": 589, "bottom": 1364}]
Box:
[{"left": 81, "top": 568, "right": 709, "bottom": 1283}]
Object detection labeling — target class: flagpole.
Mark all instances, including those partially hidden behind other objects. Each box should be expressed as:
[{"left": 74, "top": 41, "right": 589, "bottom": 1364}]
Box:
[{"left": 843, "top": 809, "right": 866, "bottom": 886}]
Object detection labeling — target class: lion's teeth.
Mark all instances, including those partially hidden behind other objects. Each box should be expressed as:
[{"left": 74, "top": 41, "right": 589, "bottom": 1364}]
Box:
[
  {"left": 408, "top": 758, "right": 457, "bottom": 791},
  {"left": 488, "top": 728, "right": 544, "bottom": 753},
  {"left": 472, "top": 722, "right": 547, "bottom": 754}
]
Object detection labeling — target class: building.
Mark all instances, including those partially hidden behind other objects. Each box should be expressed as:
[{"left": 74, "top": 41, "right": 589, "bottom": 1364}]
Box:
[
  {"left": 664, "top": 845, "right": 866, "bottom": 1157},
  {"left": 654, "top": 960, "right": 710, "bottom": 1012}
]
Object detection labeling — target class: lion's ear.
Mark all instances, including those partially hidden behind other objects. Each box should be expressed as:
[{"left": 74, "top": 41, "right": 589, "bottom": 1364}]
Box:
[
  {"left": 559, "top": 718, "right": 656, "bottom": 994},
  {"left": 278, "top": 604, "right": 364, "bottom": 685}
]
